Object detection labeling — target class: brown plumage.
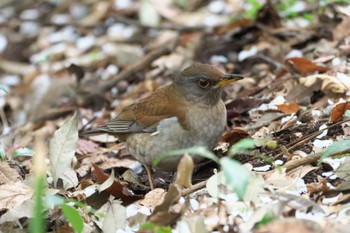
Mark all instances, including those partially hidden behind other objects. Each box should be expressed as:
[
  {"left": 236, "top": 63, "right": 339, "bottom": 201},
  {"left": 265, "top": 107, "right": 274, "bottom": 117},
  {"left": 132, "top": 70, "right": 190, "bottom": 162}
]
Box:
[{"left": 82, "top": 63, "right": 243, "bottom": 172}]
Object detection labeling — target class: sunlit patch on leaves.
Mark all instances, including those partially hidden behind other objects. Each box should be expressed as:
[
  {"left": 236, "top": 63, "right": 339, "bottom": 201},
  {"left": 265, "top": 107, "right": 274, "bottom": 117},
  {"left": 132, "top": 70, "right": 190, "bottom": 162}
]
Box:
[
  {"left": 12, "top": 148, "right": 35, "bottom": 158},
  {"left": 228, "top": 138, "right": 255, "bottom": 157},
  {"left": 61, "top": 203, "right": 84, "bottom": 233},
  {"left": 318, "top": 140, "right": 350, "bottom": 165}
]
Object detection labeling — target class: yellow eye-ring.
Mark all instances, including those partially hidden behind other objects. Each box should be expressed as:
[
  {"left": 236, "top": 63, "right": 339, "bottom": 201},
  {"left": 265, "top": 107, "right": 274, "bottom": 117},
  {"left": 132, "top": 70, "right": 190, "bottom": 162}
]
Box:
[{"left": 198, "top": 79, "right": 210, "bottom": 88}]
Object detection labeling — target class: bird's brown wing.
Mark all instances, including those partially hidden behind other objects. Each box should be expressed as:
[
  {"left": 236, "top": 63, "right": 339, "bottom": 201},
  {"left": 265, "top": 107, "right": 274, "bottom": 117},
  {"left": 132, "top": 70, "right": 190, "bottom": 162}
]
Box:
[{"left": 98, "top": 85, "right": 188, "bottom": 134}]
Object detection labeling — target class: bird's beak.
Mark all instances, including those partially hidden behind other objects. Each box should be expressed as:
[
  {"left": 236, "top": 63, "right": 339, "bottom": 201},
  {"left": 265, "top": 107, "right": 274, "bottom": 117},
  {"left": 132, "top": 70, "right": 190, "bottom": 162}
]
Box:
[{"left": 216, "top": 74, "right": 244, "bottom": 87}]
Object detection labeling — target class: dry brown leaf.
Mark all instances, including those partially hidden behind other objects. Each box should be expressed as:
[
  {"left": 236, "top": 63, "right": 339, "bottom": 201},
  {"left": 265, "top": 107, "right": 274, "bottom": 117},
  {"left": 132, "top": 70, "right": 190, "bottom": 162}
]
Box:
[
  {"left": 76, "top": 139, "right": 99, "bottom": 155},
  {"left": 147, "top": 183, "right": 182, "bottom": 225},
  {"left": 285, "top": 57, "right": 331, "bottom": 75},
  {"left": 0, "top": 182, "right": 33, "bottom": 210},
  {"left": 79, "top": 1, "right": 111, "bottom": 26},
  {"left": 276, "top": 103, "right": 300, "bottom": 114},
  {"left": 92, "top": 164, "right": 143, "bottom": 205},
  {"left": 0, "top": 162, "right": 21, "bottom": 185},
  {"left": 139, "top": 188, "right": 166, "bottom": 210},
  {"left": 255, "top": 219, "right": 321, "bottom": 233},
  {"left": 330, "top": 102, "right": 350, "bottom": 123},
  {"left": 333, "top": 16, "right": 350, "bottom": 43},
  {"left": 220, "top": 128, "right": 250, "bottom": 147}
]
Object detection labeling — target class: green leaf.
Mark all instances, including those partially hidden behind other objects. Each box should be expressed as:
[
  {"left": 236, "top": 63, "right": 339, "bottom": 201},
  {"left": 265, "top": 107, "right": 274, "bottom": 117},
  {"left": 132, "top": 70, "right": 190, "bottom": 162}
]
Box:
[
  {"left": 256, "top": 213, "right": 274, "bottom": 228},
  {"left": 0, "top": 144, "right": 6, "bottom": 160},
  {"left": 303, "top": 13, "right": 313, "bottom": 21},
  {"left": 345, "top": 110, "right": 350, "bottom": 118},
  {"left": 61, "top": 203, "right": 84, "bottom": 233},
  {"left": 153, "top": 146, "right": 219, "bottom": 166},
  {"left": 0, "top": 83, "right": 9, "bottom": 94},
  {"left": 13, "top": 148, "right": 35, "bottom": 158},
  {"left": 318, "top": 140, "right": 350, "bottom": 165},
  {"left": 228, "top": 138, "right": 255, "bottom": 157},
  {"left": 247, "top": 0, "right": 261, "bottom": 9},
  {"left": 220, "top": 157, "right": 250, "bottom": 200},
  {"left": 140, "top": 222, "right": 172, "bottom": 233},
  {"left": 45, "top": 194, "right": 64, "bottom": 209},
  {"left": 29, "top": 175, "right": 46, "bottom": 233}
]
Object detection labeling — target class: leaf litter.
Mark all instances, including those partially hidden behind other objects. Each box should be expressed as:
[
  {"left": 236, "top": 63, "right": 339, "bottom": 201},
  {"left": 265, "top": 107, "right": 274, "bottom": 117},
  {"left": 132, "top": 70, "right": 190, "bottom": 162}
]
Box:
[{"left": 1, "top": 0, "right": 350, "bottom": 232}]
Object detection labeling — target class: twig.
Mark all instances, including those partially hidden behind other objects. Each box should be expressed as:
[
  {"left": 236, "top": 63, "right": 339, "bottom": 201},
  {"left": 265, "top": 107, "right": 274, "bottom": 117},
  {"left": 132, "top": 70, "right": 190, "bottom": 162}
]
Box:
[
  {"left": 284, "top": 153, "right": 321, "bottom": 171},
  {"left": 273, "top": 118, "right": 350, "bottom": 159},
  {"left": 100, "top": 41, "right": 176, "bottom": 92},
  {"left": 181, "top": 180, "right": 207, "bottom": 196}
]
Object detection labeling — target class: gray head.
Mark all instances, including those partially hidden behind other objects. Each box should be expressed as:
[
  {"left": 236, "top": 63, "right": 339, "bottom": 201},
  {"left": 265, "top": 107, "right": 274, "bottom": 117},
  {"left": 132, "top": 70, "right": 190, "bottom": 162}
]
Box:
[{"left": 173, "top": 64, "right": 244, "bottom": 105}]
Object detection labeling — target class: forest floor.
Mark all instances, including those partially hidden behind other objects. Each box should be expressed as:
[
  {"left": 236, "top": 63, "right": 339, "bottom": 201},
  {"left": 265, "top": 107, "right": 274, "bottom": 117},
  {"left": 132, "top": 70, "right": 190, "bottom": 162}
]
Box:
[{"left": 1, "top": 0, "right": 350, "bottom": 233}]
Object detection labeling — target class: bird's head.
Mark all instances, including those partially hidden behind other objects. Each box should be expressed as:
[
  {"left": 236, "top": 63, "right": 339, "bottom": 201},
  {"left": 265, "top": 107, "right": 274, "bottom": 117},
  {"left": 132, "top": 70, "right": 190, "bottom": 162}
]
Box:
[{"left": 174, "top": 63, "right": 244, "bottom": 105}]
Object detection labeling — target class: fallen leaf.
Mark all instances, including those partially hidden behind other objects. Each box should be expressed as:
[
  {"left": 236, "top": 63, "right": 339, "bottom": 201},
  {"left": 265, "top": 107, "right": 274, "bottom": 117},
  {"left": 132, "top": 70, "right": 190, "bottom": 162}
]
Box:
[
  {"left": 0, "top": 199, "right": 33, "bottom": 224},
  {"left": 285, "top": 57, "right": 331, "bottom": 75},
  {"left": 300, "top": 74, "right": 350, "bottom": 93},
  {"left": 49, "top": 113, "right": 78, "bottom": 188},
  {"left": 0, "top": 162, "right": 21, "bottom": 184},
  {"left": 175, "top": 154, "right": 194, "bottom": 189},
  {"left": 220, "top": 128, "right": 250, "bottom": 147},
  {"left": 255, "top": 219, "right": 321, "bottom": 233},
  {"left": 0, "top": 182, "right": 33, "bottom": 210},
  {"left": 147, "top": 183, "right": 182, "bottom": 226},
  {"left": 76, "top": 139, "right": 98, "bottom": 155},
  {"left": 92, "top": 164, "right": 142, "bottom": 205},
  {"left": 139, "top": 188, "right": 166, "bottom": 210},
  {"left": 102, "top": 200, "right": 127, "bottom": 233},
  {"left": 276, "top": 103, "right": 300, "bottom": 114},
  {"left": 330, "top": 102, "right": 350, "bottom": 123}
]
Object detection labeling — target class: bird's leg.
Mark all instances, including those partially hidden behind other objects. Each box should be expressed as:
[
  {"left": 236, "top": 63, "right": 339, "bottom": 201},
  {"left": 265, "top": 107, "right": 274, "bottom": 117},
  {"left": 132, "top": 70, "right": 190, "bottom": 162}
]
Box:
[{"left": 144, "top": 165, "right": 154, "bottom": 190}]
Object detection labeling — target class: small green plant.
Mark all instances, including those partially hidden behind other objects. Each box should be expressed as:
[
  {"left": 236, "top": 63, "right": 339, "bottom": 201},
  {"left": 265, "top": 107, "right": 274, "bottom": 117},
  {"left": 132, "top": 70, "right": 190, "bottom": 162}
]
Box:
[
  {"left": 140, "top": 222, "right": 172, "bottom": 233},
  {"left": 0, "top": 83, "right": 8, "bottom": 94},
  {"left": 318, "top": 140, "right": 350, "bottom": 165},
  {"left": 246, "top": 0, "right": 263, "bottom": 19},
  {"left": 0, "top": 144, "right": 35, "bottom": 160},
  {"left": 154, "top": 138, "right": 255, "bottom": 200}
]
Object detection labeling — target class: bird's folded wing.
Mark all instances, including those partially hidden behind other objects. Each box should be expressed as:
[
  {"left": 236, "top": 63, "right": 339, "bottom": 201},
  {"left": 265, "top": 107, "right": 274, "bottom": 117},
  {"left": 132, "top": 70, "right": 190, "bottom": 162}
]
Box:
[{"left": 94, "top": 87, "right": 188, "bottom": 134}]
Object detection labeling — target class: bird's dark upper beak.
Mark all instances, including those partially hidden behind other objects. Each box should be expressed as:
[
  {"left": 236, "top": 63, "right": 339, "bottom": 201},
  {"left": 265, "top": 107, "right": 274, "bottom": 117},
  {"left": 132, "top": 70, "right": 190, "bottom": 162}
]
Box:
[{"left": 216, "top": 74, "right": 244, "bottom": 87}]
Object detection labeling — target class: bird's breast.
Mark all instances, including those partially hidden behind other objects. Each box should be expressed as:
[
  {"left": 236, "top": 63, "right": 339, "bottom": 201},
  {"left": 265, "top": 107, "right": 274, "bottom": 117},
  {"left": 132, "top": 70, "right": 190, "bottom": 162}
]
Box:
[
  {"left": 185, "top": 100, "right": 226, "bottom": 148},
  {"left": 125, "top": 100, "right": 226, "bottom": 171}
]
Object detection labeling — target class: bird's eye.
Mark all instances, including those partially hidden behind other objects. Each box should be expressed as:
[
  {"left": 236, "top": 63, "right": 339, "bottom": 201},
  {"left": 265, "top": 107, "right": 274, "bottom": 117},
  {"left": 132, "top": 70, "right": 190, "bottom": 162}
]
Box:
[{"left": 198, "top": 79, "right": 210, "bottom": 88}]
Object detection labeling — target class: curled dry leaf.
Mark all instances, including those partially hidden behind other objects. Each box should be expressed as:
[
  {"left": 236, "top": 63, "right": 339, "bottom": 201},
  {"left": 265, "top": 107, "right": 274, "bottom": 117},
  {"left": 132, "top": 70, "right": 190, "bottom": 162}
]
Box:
[
  {"left": 220, "top": 128, "right": 250, "bottom": 147},
  {"left": 330, "top": 102, "right": 350, "bottom": 123},
  {"left": 276, "top": 103, "right": 300, "bottom": 114},
  {"left": 300, "top": 74, "right": 350, "bottom": 93},
  {"left": 285, "top": 57, "right": 331, "bottom": 75},
  {"left": 92, "top": 164, "right": 142, "bottom": 205}
]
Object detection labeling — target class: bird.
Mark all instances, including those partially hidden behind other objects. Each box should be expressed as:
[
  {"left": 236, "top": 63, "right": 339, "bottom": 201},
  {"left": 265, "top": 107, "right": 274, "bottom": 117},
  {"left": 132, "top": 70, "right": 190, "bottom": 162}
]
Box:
[{"left": 83, "top": 63, "right": 244, "bottom": 188}]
